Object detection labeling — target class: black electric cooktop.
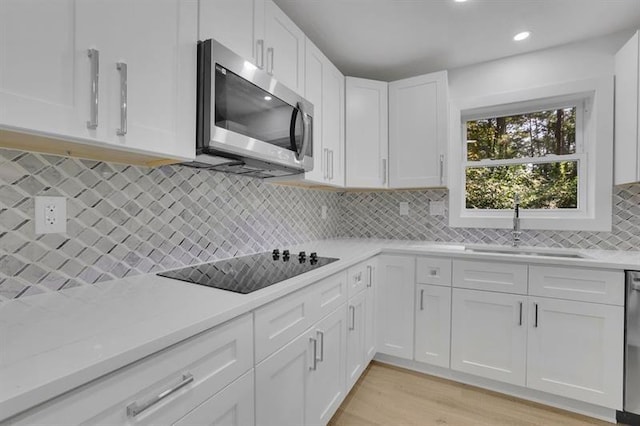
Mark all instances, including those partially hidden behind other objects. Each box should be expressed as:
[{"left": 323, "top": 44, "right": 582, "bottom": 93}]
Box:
[{"left": 158, "top": 250, "right": 339, "bottom": 294}]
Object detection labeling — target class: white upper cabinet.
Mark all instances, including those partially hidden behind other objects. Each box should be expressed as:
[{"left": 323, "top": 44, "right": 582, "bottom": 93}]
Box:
[
  {"left": 0, "top": 0, "right": 197, "bottom": 162},
  {"left": 345, "top": 77, "right": 389, "bottom": 188},
  {"left": 302, "top": 40, "right": 345, "bottom": 187},
  {"left": 614, "top": 30, "right": 640, "bottom": 185},
  {"left": 93, "top": 0, "right": 196, "bottom": 160},
  {"left": 0, "top": 0, "right": 87, "bottom": 140},
  {"left": 264, "top": 0, "right": 305, "bottom": 95},
  {"left": 388, "top": 71, "right": 448, "bottom": 188},
  {"left": 198, "top": 0, "right": 265, "bottom": 67}
]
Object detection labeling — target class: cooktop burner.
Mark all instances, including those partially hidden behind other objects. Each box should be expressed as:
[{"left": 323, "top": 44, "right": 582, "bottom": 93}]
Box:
[{"left": 157, "top": 250, "right": 339, "bottom": 294}]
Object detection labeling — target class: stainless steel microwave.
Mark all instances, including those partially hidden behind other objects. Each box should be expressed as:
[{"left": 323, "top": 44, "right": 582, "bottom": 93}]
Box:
[{"left": 191, "top": 39, "right": 313, "bottom": 178}]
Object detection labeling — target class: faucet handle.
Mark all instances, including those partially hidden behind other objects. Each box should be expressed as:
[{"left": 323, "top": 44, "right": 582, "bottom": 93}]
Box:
[{"left": 514, "top": 193, "right": 520, "bottom": 204}]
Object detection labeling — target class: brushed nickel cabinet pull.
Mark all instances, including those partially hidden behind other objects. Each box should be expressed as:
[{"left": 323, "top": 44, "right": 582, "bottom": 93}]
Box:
[
  {"left": 126, "top": 373, "right": 194, "bottom": 418},
  {"left": 87, "top": 49, "right": 100, "bottom": 129},
  {"left": 116, "top": 62, "right": 127, "bottom": 136}
]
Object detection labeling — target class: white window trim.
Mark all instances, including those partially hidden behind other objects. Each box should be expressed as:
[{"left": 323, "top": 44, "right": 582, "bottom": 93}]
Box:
[{"left": 448, "top": 77, "right": 613, "bottom": 232}]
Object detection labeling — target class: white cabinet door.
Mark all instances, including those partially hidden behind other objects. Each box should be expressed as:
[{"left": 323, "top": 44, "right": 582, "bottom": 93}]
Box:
[
  {"left": 308, "top": 306, "right": 347, "bottom": 426},
  {"left": 263, "top": 0, "right": 305, "bottom": 95},
  {"left": 414, "top": 284, "right": 451, "bottom": 369},
  {"left": 0, "top": 0, "right": 89, "bottom": 140},
  {"left": 376, "top": 255, "right": 415, "bottom": 359},
  {"left": 451, "top": 288, "right": 527, "bottom": 386},
  {"left": 364, "top": 260, "right": 378, "bottom": 362},
  {"left": 173, "top": 371, "right": 255, "bottom": 426},
  {"left": 255, "top": 329, "right": 314, "bottom": 426},
  {"left": 346, "top": 290, "right": 366, "bottom": 390},
  {"left": 345, "top": 77, "right": 389, "bottom": 188},
  {"left": 323, "top": 61, "right": 345, "bottom": 187},
  {"left": 199, "top": 0, "right": 265, "bottom": 67},
  {"left": 527, "top": 298, "right": 624, "bottom": 409},
  {"left": 614, "top": 30, "right": 640, "bottom": 185},
  {"left": 303, "top": 39, "right": 326, "bottom": 183},
  {"left": 388, "top": 71, "right": 448, "bottom": 188},
  {"left": 94, "top": 0, "right": 196, "bottom": 160}
]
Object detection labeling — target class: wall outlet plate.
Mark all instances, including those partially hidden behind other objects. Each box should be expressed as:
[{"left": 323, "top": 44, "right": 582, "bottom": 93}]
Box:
[
  {"left": 430, "top": 201, "right": 446, "bottom": 216},
  {"left": 35, "top": 196, "right": 67, "bottom": 234},
  {"left": 399, "top": 202, "right": 409, "bottom": 216},
  {"left": 321, "top": 205, "right": 328, "bottom": 220}
]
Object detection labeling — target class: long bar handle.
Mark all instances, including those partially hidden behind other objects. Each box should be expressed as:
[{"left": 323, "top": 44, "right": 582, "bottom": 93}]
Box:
[
  {"left": 324, "top": 148, "right": 329, "bottom": 179},
  {"left": 420, "top": 289, "right": 425, "bottom": 311},
  {"left": 87, "top": 49, "right": 100, "bottom": 129},
  {"left": 366, "top": 265, "right": 373, "bottom": 288},
  {"left": 330, "top": 150, "right": 334, "bottom": 180},
  {"left": 116, "top": 62, "right": 127, "bottom": 136},
  {"left": 382, "top": 159, "right": 387, "bottom": 185},
  {"left": 126, "top": 373, "right": 193, "bottom": 418},
  {"left": 256, "top": 39, "right": 265, "bottom": 69},
  {"left": 316, "top": 330, "right": 324, "bottom": 362},
  {"left": 309, "top": 337, "right": 318, "bottom": 371},
  {"left": 349, "top": 305, "right": 355, "bottom": 331},
  {"left": 518, "top": 301, "right": 523, "bottom": 326},
  {"left": 267, "top": 47, "right": 274, "bottom": 75},
  {"left": 534, "top": 303, "right": 538, "bottom": 328},
  {"left": 439, "top": 154, "right": 444, "bottom": 185}
]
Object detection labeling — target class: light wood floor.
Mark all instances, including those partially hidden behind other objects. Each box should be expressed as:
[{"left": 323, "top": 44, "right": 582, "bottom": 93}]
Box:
[{"left": 329, "top": 362, "right": 613, "bottom": 426}]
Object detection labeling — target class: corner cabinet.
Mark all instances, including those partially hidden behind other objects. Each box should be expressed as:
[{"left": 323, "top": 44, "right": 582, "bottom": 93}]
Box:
[
  {"left": 388, "top": 71, "right": 448, "bottom": 188},
  {"left": 0, "top": 0, "right": 197, "bottom": 163},
  {"left": 376, "top": 255, "right": 415, "bottom": 359},
  {"left": 345, "top": 77, "right": 389, "bottom": 188},
  {"left": 614, "top": 29, "right": 640, "bottom": 185}
]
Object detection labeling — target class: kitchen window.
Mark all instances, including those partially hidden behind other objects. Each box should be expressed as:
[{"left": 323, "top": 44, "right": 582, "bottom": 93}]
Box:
[
  {"left": 448, "top": 78, "right": 613, "bottom": 232},
  {"left": 464, "top": 104, "right": 585, "bottom": 211}
]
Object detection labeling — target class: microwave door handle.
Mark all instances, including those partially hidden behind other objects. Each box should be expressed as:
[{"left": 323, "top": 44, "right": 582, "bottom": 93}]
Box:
[{"left": 290, "top": 102, "right": 310, "bottom": 161}]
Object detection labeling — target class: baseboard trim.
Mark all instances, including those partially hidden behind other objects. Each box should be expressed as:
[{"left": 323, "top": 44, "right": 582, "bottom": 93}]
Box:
[{"left": 373, "top": 354, "right": 617, "bottom": 424}]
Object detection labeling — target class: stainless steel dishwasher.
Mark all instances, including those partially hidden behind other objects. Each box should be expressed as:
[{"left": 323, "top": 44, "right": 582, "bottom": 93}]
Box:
[{"left": 620, "top": 271, "right": 640, "bottom": 425}]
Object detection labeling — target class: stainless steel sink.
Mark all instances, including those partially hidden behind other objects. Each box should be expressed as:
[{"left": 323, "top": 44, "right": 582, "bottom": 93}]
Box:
[{"left": 464, "top": 246, "right": 588, "bottom": 259}]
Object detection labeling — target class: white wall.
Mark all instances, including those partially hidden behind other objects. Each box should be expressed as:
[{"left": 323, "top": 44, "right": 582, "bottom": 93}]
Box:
[{"left": 448, "top": 31, "right": 631, "bottom": 101}]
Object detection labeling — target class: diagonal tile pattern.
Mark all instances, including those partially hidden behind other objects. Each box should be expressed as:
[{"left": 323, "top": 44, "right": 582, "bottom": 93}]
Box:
[
  {"left": 339, "top": 186, "right": 640, "bottom": 251},
  {"left": 0, "top": 149, "right": 341, "bottom": 300}
]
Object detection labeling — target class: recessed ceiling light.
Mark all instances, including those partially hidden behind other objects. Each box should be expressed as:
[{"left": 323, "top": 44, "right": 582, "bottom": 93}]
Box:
[
  {"left": 264, "top": 96, "right": 272, "bottom": 101},
  {"left": 513, "top": 31, "right": 530, "bottom": 41},
  {"left": 454, "top": 0, "right": 468, "bottom": 2}
]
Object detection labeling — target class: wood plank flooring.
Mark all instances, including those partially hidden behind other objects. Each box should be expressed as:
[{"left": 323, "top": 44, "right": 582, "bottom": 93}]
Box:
[{"left": 329, "top": 362, "right": 612, "bottom": 426}]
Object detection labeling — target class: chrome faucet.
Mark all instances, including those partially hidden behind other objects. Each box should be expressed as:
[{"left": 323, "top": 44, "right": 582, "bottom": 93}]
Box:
[{"left": 512, "top": 193, "right": 522, "bottom": 247}]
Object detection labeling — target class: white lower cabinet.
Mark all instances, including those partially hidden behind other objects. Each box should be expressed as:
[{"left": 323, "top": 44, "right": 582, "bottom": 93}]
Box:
[
  {"left": 255, "top": 328, "right": 316, "bottom": 426},
  {"left": 451, "top": 288, "right": 527, "bottom": 386},
  {"left": 173, "top": 370, "right": 255, "bottom": 426},
  {"left": 364, "top": 260, "right": 378, "bottom": 362},
  {"left": 526, "top": 297, "right": 624, "bottom": 409},
  {"left": 414, "top": 284, "right": 451, "bottom": 368},
  {"left": 308, "top": 306, "right": 348, "bottom": 425},
  {"left": 377, "top": 255, "right": 415, "bottom": 359},
  {"left": 346, "top": 290, "right": 366, "bottom": 389},
  {"left": 255, "top": 304, "right": 347, "bottom": 426}
]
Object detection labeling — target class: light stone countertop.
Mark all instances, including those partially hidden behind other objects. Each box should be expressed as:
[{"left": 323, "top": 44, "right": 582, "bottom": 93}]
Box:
[{"left": 2, "top": 238, "right": 640, "bottom": 421}]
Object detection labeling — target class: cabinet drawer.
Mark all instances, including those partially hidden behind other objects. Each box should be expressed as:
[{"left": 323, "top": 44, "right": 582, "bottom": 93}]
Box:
[
  {"left": 254, "top": 285, "right": 319, "bottom": 363},
  {"left": 347, "top": 261, "right": 369, "bottom": 298},
  {"left": 12, "top": 314, "right": 254, "bottom": 425},
  {"left": 529, "top": 266, "right": 624, "bottom": 305},
  {"left": 453, "top": 259, "right": 527, "bottom": 294},
  {"left": 316, "top": 271, "right": 348, "bottom": 320},
  {"left": 173, "top": 370, "right": 254, "bottom": 426},
  {"left": 417, "top": 256, "right": 452, "bottom": 286}
]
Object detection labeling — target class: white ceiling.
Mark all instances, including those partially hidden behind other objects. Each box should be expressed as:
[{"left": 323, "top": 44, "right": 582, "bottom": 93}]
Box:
[{"left": 273, "top": 0, "right": 640, "bottom": 81}]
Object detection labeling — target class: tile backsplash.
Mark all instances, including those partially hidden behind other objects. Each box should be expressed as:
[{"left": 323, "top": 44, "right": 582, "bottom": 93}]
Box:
[
  {"left": 4, "top": 147, "right": 640, "bottom": 300},
  {"left": 339, "top": 185, "right": 640, "bottom": 251},
  {"left": 0, "top": 149, "right": 341, "bottom": 300}
]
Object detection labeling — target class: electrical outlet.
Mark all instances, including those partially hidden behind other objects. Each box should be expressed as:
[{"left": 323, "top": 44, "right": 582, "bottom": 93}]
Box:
[
  {"left": 399, "top": 202, "right": 409, "bottom": 216},
  {"left": 321, "top": 205, "right": 328, "bottom": 220},
  {"left": 430, "top": 201, "right": 445, "bottom": 216},
  {"left": 35, "top": 196, "right": 67, "bottom": 234}
]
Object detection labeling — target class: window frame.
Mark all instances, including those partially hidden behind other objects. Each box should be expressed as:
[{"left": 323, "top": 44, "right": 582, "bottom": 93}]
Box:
[
  {"left": 448, "top": 77, "right": 613, "bottom": 232},
  {"left": 462, "top": 100, "right": 587, "bottom": 215}
]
